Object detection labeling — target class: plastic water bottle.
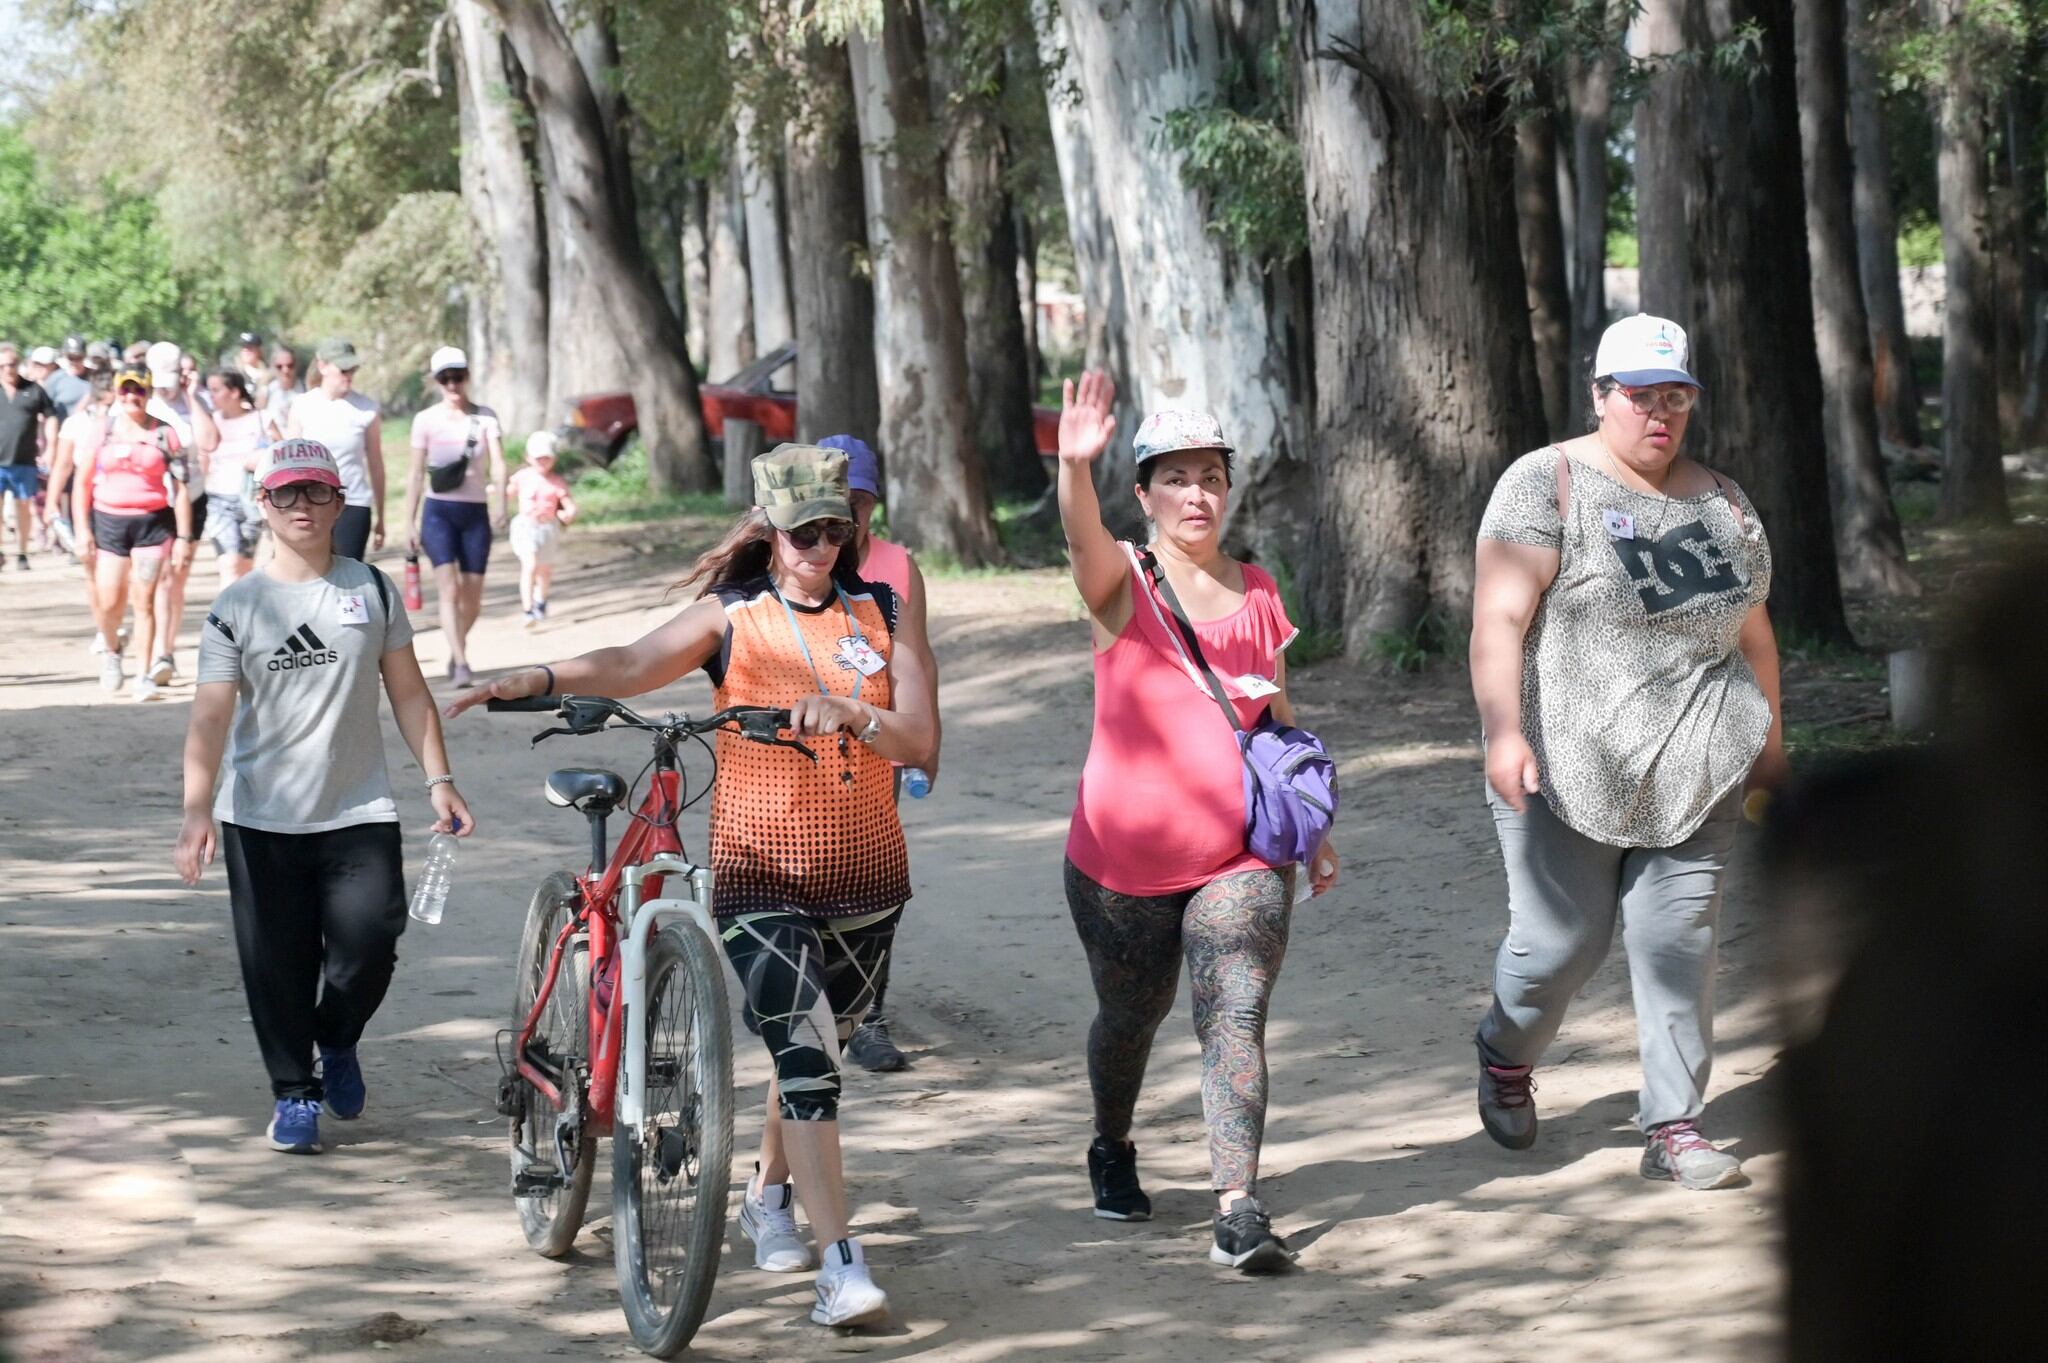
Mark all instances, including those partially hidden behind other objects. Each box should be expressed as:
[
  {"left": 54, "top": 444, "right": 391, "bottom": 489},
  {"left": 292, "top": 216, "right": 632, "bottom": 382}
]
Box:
[
  {"left": 902, "top": 768, "right": 932, "bottom": 799},
  {"left": 409, "top": 831, "right": 459, "bottom": 925},
  {"left": 403, "top": 552, "right": 424, "bottom": 612}
]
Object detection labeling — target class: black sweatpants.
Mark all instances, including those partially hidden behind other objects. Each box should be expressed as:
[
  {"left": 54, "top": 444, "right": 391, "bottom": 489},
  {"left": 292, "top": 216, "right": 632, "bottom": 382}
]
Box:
[{"left": 222, "top": 821, "right": 408, "bottom": 1101}]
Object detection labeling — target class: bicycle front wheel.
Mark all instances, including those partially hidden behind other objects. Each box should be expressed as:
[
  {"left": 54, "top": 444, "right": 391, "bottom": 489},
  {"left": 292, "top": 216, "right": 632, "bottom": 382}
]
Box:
[
  {"left": 509, "top": 871, "right": 598, "bottom": 1257},
  {"left": 613, "top": 922, "right": 735, "bottom": 1358}
]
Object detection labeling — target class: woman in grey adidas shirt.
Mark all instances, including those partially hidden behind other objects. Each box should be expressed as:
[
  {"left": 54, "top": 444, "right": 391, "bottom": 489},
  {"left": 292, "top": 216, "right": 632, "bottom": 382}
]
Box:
[
  {"left": 1465, "top": 315, "right": 1790, "bottom": 1192},
  {"left": 173, "top": 438, "right": 473, "bottom": 1157}
]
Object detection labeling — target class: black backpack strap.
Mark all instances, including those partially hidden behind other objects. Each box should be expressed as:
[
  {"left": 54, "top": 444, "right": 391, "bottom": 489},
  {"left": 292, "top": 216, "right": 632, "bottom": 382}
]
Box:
[
  {"left": 370, "top": 565, "right": 393, "bottom": 621},
  {"left": 1133, "top": 543, "right": 1248, "bottom": 738}
]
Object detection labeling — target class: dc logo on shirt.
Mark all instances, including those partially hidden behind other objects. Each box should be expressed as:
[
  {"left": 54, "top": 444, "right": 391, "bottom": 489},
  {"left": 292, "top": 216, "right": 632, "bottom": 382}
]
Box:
[
  {"left": 267, "top": 623, "right": 340, "bottom": 671},
  {"left": 1610, "top": 520, "right": 1742, "bottom": 615}
]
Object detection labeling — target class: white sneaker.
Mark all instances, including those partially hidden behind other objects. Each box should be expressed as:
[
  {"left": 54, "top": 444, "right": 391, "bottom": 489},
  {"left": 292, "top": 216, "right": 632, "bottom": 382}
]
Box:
[
  {"left": 739, "top": 1175, "right": 813, "bottom": 1272},
  {"left": 149, "top": 654, "right": 175, "bottom": 685},
  {"left": 131, "top": 675, "right": 163, "bottom": 702},
  {"left": 100, "top": 652, "right": 125, "bottom": 693},
  {"left": 811, "top": 1238, "right": 888, "bottom": 1328},
  {"left": 89, "top": 632, "right": 105, "bottom": 656}
]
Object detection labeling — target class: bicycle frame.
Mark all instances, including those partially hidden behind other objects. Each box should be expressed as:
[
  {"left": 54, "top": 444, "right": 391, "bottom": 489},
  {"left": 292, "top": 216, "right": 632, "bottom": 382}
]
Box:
[{"left": 513, "top": 765, "right": 715, "bottom": 1131}]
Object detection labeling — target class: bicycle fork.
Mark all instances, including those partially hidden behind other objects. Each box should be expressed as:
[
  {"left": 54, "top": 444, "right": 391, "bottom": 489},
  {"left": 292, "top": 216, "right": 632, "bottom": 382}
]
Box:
[{"left": 616, "top": 855, "right": 717, "bottom": 1133}]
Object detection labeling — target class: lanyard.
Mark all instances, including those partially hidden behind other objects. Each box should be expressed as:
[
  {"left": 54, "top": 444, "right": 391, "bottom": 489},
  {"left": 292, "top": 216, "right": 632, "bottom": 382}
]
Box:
[{"left": 771, "top": 582, "right": 866, "bottom": 705}]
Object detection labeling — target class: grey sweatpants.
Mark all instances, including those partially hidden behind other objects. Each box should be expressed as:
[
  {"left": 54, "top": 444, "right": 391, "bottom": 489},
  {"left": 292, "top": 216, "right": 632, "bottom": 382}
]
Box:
[{"left": 1474, "top": 786, "right": 1742, "bottom": 1132}]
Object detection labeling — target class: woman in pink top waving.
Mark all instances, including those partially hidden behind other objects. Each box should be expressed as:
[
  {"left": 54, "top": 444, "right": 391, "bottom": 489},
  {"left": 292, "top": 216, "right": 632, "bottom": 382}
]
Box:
[{"left": 1056, "top": 370, "right": 1338, "bottom": 1274}]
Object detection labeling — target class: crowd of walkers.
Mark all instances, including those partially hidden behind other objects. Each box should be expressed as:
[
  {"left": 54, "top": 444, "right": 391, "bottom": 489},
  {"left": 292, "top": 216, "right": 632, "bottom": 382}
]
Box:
[
  {"left": 139, "top": 309, "right": 1784, "bottom": 1331},
  {"left": 1, "top": 331, "right": 578, "bottom": 698}
]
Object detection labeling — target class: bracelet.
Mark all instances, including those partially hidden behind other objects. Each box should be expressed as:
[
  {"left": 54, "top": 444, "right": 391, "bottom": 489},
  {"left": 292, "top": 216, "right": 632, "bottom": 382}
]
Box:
[
  {"left": 534, "top": 664, "right": 556, "bottom": 696},
  {"left": 176, "top": 534, "right": 196, "bottom": 542},
  {"left": 425, "top": 774, "right": 455, "bottom": 790}
]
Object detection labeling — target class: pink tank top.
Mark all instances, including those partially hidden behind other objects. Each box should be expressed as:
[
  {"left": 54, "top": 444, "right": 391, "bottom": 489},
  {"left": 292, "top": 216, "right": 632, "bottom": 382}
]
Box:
[
  {"left": 1066, "top": 550, "right": 1298, "bottom": 896},
  {"left": 89, "top": 420, "right": 181, "bottom": 515},
  {"left": 861, "top": 535, "right": 913, "bottom": 602}
]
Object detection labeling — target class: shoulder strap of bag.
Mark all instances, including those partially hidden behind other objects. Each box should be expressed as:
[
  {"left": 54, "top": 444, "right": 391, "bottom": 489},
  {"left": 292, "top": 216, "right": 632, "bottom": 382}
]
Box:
[
  {"left": 1132, "top": 543, "right": 1246, "bottom": 738},
  {"left": 1706, "top": 469, "right": 1745, "bottom": 522},
  {"left": 370, "top": 565, "right": 392, "bottom": 617},
  {"left": 463, "top": 414, "right": 479, "bottom": 459},
  {"left": 1552, "top": 445, "right": 1571, "bottom": 525}
]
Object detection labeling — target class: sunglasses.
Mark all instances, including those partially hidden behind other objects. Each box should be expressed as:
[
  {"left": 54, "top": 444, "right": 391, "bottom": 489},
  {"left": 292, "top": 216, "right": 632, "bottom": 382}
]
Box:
[
  {"left": 1614, "top": 385, "right": 1699, "bottom": 417},
  {"left": 784, "top": 520, "right": 856, "bottom": 550},
  {"left": 437, "top": 369, "right": 469, "bottom": 384},
  {"left": 265, "top": 482, "right": 340, "bottom": 509},
  {"left": 116, "top": 379, "right": 149, "bottom": 395}
]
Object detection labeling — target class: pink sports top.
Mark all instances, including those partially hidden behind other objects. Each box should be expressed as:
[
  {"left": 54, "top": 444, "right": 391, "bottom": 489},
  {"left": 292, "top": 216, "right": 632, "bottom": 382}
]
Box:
[
  {"left": 89, "top": 419, "right": 182, "bottom": 516},
  {"left": 511, "top": 465, "right": 569, "bottom": 521},
  {"left": 860, "top": 535, "right": 913, "bottom": 603},
  {"left": 1066, "top": 548, "right": 1298, "bottom": 896}
]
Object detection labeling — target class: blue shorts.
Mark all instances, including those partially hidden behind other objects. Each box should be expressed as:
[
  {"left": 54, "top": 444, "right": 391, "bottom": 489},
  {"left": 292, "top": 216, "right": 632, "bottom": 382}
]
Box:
[
  {"left": 420, "top": 497, "right": 491, "bottom": 574},
  {"left": 0, "top": 465, "right": 39, "bottom": 501}
]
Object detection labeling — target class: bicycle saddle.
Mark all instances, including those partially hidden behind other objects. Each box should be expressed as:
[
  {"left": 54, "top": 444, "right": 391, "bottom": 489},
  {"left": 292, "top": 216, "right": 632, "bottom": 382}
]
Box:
[{"left": 545, "top": 767, "right": 628, "bottom": 813}]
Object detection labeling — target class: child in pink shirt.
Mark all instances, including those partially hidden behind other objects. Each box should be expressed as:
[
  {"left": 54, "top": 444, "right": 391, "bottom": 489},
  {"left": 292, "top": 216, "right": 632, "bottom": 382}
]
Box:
[{"left": 506, "top": 432, "right": 577, "bottom": 626}]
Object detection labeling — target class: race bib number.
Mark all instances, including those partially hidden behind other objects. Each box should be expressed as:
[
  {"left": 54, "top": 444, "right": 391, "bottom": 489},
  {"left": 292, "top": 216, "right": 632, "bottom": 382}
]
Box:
[{"left": 337, "top": 594, "right": 370, "bottom": 625}]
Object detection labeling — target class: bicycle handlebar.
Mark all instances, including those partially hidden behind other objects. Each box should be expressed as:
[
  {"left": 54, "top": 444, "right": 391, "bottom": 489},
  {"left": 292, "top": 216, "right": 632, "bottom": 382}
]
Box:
[{"left": 486, "top": 694, "right": 812, "bottom": 759}]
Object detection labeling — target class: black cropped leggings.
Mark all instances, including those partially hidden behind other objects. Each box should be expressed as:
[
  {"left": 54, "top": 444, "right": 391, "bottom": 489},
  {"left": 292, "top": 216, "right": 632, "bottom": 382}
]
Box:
[
  {"left": 1064, "top": 859, "right": 1292, "bottom": 1192},
  {"left": 720, "top": 909, "right": 899, "bottom": 1122}
]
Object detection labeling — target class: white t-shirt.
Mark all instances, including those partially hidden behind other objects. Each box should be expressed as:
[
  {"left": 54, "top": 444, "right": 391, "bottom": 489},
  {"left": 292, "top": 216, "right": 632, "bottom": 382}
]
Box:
[
  {"left": 205, "top": 411, "right": 269, "bottom": 498},
  {"left": 289, "top": 389, "right": 380, "bottom": 508},
  {"left": 411, "top": 402, "right": 501, "bottom": 504}
]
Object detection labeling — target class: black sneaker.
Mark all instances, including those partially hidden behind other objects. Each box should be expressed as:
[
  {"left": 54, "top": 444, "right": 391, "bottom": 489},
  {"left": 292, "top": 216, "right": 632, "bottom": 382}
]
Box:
[
  {"left": 1209, "top": 1195, "right": 1294, "bottom": 1272},
  {"left": 1086, "top": 1137, "right": 1151, "bottom": 1221},
  {"left": 1476, "top": 1043, "right": 1538, "bottom": 1150},
  {"left": 845, "top": 1015, "right": 908, "bottom": 1072}
]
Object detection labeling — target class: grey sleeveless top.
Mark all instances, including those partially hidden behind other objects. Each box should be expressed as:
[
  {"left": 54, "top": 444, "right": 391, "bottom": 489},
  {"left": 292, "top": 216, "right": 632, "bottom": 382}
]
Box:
[{"left": 1478, "top": 447, "right": 1773, "bottom": 848}]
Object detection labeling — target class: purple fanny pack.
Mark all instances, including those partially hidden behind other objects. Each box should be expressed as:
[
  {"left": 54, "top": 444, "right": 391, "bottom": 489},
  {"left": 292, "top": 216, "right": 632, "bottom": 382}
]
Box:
[{"left": 1133, "top": 546, "right": 1338, "bottom": 868}]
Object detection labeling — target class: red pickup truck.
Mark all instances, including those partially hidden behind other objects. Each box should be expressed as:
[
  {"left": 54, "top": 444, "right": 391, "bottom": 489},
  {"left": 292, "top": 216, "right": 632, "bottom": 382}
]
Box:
[{"left": 559, "top": 341, "right": 1062, "bottom": 464}]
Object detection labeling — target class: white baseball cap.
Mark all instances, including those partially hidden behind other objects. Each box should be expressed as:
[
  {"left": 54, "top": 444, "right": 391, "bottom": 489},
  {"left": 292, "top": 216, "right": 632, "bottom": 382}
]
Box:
[
  {"left": 429, "top": 346, "right": 468, "bottom": 376},
  {"left": 257, "top": 438, "right": 344, "bottom": 490},
  {"left": 146, "top": 340, "right": 183, "bottom": 388},
  {"left": 1132, "top": 409, "right": 1234, "bottom": 465},
  {"left": 27, "top": 345, "right": 58, "bottom": 366},
  {"left": 1594, "top": 314, "right": 1699, "bottom": 388},
  {"left": 526, "top": 430, "right": 559, "bottom": 461}
]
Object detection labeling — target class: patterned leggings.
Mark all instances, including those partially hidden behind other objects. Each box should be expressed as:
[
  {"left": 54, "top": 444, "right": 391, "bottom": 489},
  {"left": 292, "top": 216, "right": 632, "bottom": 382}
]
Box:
[
  {"left": 1064, "top": 859, "right": 1292, "bottom": 1191},
  {"left": 720, "top": 910, "right": 898, "bottom": 1122}
]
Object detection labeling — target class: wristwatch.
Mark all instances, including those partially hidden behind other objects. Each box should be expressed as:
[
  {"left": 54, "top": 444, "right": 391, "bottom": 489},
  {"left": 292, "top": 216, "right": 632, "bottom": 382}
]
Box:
[{"left": 856, "top": 707, "right": 881, "bottom": 745}]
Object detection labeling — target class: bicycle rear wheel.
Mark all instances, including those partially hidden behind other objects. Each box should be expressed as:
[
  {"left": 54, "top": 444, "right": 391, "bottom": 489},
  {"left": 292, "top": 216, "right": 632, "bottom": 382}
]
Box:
[
  {"left": 613, "top": 922, "right": 734, "bottom": 1357},
  {"left": 509, "top": 871, "right": 598, "bottom": 1257}
]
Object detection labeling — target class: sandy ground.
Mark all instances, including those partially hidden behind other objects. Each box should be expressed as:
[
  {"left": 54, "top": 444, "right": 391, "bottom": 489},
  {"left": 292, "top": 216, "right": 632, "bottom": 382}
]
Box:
[{"left": 0, "top": 523, "right": 1787, "bottom": 1362}]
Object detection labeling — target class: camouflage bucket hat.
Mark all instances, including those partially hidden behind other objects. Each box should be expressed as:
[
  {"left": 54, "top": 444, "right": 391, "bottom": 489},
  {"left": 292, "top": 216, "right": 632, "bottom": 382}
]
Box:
[{"left": 752, "top": 443, "right": 853, "bottom": 530}]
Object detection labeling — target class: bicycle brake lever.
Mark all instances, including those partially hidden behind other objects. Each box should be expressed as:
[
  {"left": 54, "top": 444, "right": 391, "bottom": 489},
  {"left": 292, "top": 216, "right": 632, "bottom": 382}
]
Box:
[
  {"left": 530, "top": 725, "right": 573, "bottom": 747},
  {"left": 782, "top": 737, "right": 818, "bottom": 762}
]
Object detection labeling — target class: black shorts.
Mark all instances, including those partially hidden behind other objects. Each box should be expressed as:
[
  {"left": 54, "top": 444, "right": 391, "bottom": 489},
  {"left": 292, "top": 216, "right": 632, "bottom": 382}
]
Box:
[{"left": 91, "top": 507, "right": 175, "bottom": 558}]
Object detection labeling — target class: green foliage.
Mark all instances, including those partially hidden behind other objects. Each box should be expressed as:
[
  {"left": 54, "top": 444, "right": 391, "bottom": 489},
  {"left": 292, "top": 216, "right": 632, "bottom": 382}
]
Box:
[
  {"left": 1605, "top": 228, "right": 1640, "bottom": 268},
  {"left": 1367, "top": 608, "right": 1463, "bottom": 673},
  {"left": 0, "top": 123, "right": 263, "bottom": 347},
  {"left": 570, "top": 444, "right": 727, "bottom": 525},
  {"left": 1896, "top": 215, "right": 1945, "bottom": 268},
  {"left": 1155, "top": 103, "right": 1306, "bottom": 272},
  {"left": 1419, "top": 0, "right": 1632, "bottom": 110},
  {"left": 1267, "top": 555, "right": 1344, "bottom": 666}
]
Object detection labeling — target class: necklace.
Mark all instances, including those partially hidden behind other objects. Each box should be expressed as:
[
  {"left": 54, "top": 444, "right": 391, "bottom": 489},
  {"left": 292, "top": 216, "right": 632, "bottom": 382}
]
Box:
[{"left": 1594, "top": 433, "right": 1675, "bottom": 541}]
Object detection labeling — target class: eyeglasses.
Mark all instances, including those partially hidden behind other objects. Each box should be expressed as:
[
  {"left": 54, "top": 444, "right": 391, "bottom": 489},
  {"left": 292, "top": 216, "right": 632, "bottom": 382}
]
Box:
[
  {"left": 1613, "top": 385, "right": 1698, "bottom": 417},
  {"left": 266, "top": 482, "right": 340, "bottom": 508},
  {"left": 784, "top": 520, "right": 856, "bottom": 550},
  {"left": 116, "top": 379, "right": 149, "bottom": 396}
]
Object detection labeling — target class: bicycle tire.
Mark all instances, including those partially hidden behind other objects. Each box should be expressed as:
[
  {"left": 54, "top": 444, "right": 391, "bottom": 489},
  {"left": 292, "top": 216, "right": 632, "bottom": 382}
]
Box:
[
  {"left": 613, "top": 922, "right": 734, "bottom": 1357},
  {"left": 510, "top": 871, "right": 598, "bottom": 1257}
]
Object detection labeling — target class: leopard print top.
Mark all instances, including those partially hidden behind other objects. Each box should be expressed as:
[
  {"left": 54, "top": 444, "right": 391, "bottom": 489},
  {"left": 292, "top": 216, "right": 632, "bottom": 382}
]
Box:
[{"left": 1478, "top": 447, "right": 1773, "bottom": 848}]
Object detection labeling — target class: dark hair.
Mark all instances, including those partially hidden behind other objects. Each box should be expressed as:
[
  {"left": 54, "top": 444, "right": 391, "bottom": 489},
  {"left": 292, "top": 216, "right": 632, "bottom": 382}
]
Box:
[
  {"left": 210, "top": 369, "right": 252, "bottom": 404},
  {"left": 673, "top": 507, "right": 861, "bottom": 599},
  {"left": 1136, "top": 449, "right": 1234, "bottom": 490}
]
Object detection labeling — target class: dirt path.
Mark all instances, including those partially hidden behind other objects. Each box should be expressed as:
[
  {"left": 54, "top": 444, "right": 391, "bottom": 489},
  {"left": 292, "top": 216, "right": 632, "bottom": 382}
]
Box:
[{"left": 0, "top": 527, "right": 1783, "bottom": 1362}]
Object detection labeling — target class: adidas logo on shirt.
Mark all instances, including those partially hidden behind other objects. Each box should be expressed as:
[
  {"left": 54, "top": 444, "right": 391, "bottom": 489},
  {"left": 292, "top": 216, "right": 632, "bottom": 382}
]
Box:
[{"left": 267, "top": 623, "right": 340, "bottom": 672}]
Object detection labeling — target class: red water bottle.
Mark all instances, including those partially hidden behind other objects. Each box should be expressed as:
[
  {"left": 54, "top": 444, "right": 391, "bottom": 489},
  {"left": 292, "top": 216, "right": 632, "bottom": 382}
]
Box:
[{"left": 403, "top": 552, "right": 424, "bottom": 612}]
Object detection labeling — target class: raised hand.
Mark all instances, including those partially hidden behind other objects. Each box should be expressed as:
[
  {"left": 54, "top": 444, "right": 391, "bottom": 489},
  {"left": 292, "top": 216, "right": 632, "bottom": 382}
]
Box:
[{"left": 1058, "top": 370, "right": 1118, "bottom": 465}]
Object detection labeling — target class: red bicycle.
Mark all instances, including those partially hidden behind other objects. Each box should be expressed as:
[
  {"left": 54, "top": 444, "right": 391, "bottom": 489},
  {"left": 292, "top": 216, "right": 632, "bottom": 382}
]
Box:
[{"left": 488, "top": 694, "right": 813, "bottom": 1357}]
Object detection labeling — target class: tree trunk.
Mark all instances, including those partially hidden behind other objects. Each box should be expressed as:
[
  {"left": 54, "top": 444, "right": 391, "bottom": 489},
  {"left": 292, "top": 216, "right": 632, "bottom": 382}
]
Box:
[
  {"left": 680, "top": 178, "right": 709, "bottom": 373},
  {"left": 1634, "top": 0, "right": 1850, "bottom": 642},
  {"left": 736, "top": 105, "right": 795, "bottom": 355},
  {"left": 707, "top": 153, "right": 754, "bottom": 383},
  {"left": 1516, "top": 110, "right": 1575, "bottom": 441},
  {"left": 451, "top": 0, "right": 548, "bottom": 436},
  {"left": 1037, "top": 11, "right": 1144, "bottom": 539},
  {"left": 1566, "top": 38, "right": 1617, "bottom": 391},
  {"left": 481, "top": 0, "right": 712, "bottom": 491},
  {"left": 1053, "top": 0, "right": 1311, "bottom": 564},
  {"left": 2015, "top": 59, "right": 2048, "bottom": 449},
  {"left": 1845, "top": 4, "right": 1924, "bottom": 448},
  {"left": 782, "top": 24, "right": 880, "bottom": 446},
  {"left": 1290, "top": 1, "right": 1544, "bottom": 647},
  {"left": 926, "top": 10, "right": 1044, "bottom": 500},
  {"left": 1792, "top": 0, "right": 1917, "bottom": 597},
  {"left": 1931, "top": 0, "right": 2008, "bottom": 522},
  {"left": 848, "top": 6, "right": 1002, "bottom": 564},
  {"left": 1998, "top": 79, "right": 2046, "bottom": 449}
]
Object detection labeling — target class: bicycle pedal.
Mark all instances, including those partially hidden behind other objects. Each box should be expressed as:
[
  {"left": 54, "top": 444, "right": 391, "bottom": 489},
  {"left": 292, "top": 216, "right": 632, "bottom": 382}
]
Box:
[
  {"left": 512, "top": 1167, "right": 568, "bottom": 1197},
  {"left": 494, "top": 1072, "right": 524, "bottom": 1119}
]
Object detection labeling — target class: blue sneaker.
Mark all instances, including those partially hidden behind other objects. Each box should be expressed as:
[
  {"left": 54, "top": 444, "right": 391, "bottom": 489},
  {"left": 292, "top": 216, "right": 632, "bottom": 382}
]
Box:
[
  {"left": 268, "top": 1097, "right": 323, "bottom": 1154},
  {"left": 319, "top": 1046, "right": 366, "bottom": 1120}
]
